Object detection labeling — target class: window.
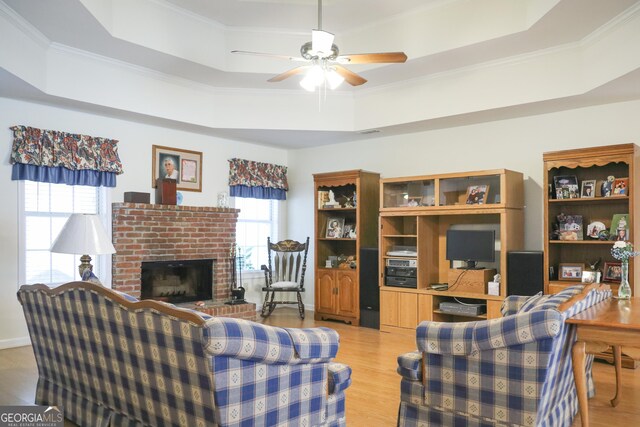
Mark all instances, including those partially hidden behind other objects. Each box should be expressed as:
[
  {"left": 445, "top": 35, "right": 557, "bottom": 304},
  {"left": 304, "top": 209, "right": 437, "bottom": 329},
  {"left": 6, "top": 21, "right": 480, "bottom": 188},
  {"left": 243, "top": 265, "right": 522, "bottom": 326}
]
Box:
[
  {"left": 19, "top": 181, "right": 110, "bottom": 286},
  {"left": 234, "top": 197, "right": 279, "bottom": 271}
]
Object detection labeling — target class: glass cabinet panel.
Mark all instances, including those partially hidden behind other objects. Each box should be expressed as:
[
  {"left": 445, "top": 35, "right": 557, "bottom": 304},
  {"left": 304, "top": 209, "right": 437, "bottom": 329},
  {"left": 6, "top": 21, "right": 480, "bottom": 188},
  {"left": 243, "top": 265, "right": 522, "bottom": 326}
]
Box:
[
  {"left": 382, "top": 180, "right": 435, "bottom": 208},
  {"left": 439, "top": 174, "right": 501, "bottom": 206}
]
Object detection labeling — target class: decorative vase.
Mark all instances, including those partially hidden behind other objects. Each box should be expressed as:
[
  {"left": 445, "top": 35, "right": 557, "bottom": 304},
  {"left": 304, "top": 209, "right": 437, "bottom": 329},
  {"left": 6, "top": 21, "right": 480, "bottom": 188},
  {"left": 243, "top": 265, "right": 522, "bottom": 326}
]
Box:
[{"left": 618, "top": 260, "right": 632, "bottom": 300}]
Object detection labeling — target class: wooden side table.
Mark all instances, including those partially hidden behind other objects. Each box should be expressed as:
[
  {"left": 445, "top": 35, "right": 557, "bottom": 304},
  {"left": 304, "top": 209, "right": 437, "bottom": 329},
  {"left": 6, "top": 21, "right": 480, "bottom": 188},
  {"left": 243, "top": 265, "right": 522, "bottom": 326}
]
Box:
[{"left": 566, "top": 297, "right": 640, "bottom": 427}]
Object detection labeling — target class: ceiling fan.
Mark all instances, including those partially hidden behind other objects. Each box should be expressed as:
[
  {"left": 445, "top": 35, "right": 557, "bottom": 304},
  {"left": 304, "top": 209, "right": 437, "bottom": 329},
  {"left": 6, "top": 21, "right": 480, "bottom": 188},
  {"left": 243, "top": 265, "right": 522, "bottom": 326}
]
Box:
[{"left": 231, "top": 0, "right": 407, "bottom": 90}]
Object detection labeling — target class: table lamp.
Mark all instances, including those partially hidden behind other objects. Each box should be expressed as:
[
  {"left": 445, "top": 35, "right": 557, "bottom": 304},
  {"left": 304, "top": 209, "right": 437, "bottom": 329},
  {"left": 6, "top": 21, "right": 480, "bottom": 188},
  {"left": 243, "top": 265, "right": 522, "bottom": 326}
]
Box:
[{"left": 50, "top": 214, "right": 116, "bottom": 282}]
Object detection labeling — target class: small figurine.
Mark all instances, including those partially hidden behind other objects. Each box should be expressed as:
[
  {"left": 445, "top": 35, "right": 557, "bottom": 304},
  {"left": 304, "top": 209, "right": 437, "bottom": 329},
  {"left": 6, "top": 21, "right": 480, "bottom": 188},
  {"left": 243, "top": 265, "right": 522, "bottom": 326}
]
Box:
[{"left": 325, "top": 190, "right": 340, "bottom": 208}]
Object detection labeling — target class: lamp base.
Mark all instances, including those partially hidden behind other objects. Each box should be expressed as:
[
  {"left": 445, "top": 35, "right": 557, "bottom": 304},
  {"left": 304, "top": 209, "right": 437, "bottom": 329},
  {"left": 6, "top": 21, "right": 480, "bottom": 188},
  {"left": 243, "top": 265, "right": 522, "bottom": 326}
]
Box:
[{"left": 79, "top": 254, "right": 93, "bottom": 277}]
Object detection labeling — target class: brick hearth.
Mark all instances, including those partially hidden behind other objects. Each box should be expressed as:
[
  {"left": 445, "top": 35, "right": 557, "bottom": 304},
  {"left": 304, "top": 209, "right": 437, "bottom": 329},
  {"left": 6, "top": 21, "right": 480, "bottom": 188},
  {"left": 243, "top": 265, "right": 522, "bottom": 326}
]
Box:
[{"left": 111, "top": 202, "right": 256, "bottom": 319}]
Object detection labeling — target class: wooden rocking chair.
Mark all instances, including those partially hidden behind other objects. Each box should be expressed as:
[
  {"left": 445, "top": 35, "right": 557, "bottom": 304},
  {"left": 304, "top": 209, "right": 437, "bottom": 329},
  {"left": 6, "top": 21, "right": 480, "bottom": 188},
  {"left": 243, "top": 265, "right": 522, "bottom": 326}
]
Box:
[{"left": 260, "top": 237, "right": 309, "bottom": 318}]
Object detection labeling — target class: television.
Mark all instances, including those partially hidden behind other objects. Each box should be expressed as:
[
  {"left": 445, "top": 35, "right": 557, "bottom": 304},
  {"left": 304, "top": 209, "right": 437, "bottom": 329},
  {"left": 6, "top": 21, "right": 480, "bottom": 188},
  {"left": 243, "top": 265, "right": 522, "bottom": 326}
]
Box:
[{"left": 446, "top": 229, "right": 495, "bottom": 269}]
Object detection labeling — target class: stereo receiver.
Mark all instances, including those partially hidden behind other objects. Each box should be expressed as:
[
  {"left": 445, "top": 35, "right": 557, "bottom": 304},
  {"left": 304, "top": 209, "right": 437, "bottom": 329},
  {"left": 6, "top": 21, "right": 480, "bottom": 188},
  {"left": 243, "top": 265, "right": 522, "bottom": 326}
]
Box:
[{"left": 386, "top": 258, "right": 417, "bottom": 268}]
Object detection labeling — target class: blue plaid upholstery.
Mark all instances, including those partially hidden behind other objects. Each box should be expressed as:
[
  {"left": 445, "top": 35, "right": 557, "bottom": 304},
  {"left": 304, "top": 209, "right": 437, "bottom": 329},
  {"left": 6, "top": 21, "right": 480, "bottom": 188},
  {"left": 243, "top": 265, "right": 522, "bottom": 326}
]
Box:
[
  {"left": 500, "top": 294, "right": 534, "bottom": 316},
  {"left": 18, "top": 282, "right": 349, "bottom": 427},
  {"left": 327, "top": 363, "right": 352, "bottom": 394},
  {"left": 397, "top": 285, "right": 611, "bottom": 427}
]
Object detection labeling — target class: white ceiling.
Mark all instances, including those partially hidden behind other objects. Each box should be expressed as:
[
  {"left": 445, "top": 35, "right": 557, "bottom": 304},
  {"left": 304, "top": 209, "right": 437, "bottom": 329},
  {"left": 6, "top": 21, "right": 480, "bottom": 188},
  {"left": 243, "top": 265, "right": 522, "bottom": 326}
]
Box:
[{"left": 1, "top": 0, "right": 640, "bottom": 148}]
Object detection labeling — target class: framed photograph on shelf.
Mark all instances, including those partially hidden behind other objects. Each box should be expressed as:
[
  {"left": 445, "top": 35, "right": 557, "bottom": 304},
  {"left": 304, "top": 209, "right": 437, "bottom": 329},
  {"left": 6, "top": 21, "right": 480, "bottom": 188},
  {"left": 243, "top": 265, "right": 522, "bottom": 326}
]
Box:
[
  {"left": 325, "top": 217, "right": 345, "bottom": 239},
  {"left": 558, "top": 214, "right": 583, "bottom": 241},
  {"left": 342, "top": 223, "right": 356, "bottom": 239},
  {"left": 610, "top": 213, "right": 629, "bottom": 241},
  {"left": 559, "top": 263, "right": 584, "bottom": 281},
  {"left": 581, "top": 270, "right": 600, "bottom": 284},
  {"left": 407, "top": 196, "right": 423, "bottom": 207},
  {"left": 553, "top": 175, "right": 578, "bottom": 199},
  {"left": 318, "top": 190, "right": 330, "bottom": 207},
  {"left": 603, "top": 261, "right": 622, "bottom": 283},
  {"left": 580, "top": 180, "right": 596, "bottom": 198},
  {"left": 613, "top": 177, "right": 628, "bottom": 196},
  {"left": 152, "top": 145, "right": 203, "bottom": 192},
  {"left": 601, "top": 175, "right": 615, "bottom": 197},
  {"left": 465, "top": 185, "right": 489, "bottom": 205}
]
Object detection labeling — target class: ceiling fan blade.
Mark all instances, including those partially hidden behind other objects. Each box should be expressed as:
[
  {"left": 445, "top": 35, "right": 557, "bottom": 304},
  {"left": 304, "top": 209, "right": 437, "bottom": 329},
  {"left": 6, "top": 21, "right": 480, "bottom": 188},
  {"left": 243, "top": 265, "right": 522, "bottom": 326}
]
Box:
[
  {"left": 333, "top": 66, "right": 367, "bottom": 86},
  {"left": 231, "top": 50, "right": 308, "bottom": 62},
  {"left": 337, "top": 52, "right": 408, "bottom": 64},
  {"left": 311, "top": 30, "right": 335, "bottom": 55},
  {"left": 268, "top": 66, "right": 311, "bottom": 82}
]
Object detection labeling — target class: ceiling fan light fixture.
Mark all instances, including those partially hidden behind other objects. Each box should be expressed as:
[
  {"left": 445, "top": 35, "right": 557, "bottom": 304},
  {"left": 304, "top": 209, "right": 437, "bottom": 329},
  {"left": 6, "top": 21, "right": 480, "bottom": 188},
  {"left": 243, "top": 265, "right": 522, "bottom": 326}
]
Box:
[
  {"left": 300, "top": 65, "right": 324, "bottom": 91},
  {"left": 311, "top": 30, "right": 335, "bottom": 56},
  {"left": 326, "top": 68, "right": 345, "bottom": 90}
]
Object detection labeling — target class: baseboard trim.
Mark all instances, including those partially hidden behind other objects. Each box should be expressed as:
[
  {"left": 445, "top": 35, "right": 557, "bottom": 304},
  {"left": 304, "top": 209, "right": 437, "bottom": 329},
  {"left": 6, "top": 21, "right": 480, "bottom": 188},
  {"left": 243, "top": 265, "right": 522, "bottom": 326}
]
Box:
[{"left": 0, "top": 336, "right": 30, "bottom": 350}]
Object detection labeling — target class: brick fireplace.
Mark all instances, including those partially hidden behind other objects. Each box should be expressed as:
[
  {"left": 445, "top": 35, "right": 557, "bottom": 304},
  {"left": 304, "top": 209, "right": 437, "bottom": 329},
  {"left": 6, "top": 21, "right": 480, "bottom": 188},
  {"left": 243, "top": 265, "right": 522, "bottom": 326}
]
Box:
[{"left": 111, "top": 202, "right": 256, "bottom": 319}]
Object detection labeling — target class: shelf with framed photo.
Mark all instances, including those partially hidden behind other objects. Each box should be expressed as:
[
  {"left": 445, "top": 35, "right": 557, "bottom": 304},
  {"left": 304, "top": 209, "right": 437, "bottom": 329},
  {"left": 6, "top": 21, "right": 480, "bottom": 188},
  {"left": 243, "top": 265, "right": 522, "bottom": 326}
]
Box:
[
  {"left": 378, "top": 169, "right": 525, "bottom": 334},
  {"left": 543, "top": 144, "right": 639, "bottom": 299},
  {"left": 314, "top": 170, "right": 380, "bottom": 326}
]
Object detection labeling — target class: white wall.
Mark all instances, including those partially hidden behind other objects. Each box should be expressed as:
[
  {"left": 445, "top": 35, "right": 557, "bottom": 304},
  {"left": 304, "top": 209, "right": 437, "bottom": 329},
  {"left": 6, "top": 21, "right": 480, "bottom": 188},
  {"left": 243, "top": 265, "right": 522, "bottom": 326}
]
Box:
[
  {"left": 0, "top": 96, "right": 287, "bottom": 349},
  {"left": 287, "top": 99, "right": 640, "bottom": 309},
  {"left": 3, "top": 97, "right": 640, "bottom": 345}
]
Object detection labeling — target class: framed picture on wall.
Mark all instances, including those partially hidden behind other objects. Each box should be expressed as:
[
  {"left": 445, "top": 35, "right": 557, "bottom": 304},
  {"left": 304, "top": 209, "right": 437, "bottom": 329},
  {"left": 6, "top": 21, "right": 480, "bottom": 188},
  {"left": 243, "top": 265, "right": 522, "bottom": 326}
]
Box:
[{"left": 152, "top": 145, "right": 203, "bottom": 192}]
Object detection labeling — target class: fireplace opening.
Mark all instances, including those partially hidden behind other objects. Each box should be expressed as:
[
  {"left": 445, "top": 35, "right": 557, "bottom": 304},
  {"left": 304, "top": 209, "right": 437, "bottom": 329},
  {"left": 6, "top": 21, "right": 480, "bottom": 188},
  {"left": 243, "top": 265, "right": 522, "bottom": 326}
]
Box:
[{"left": 141, "top": 259, "right": 214, "bottom": 304}]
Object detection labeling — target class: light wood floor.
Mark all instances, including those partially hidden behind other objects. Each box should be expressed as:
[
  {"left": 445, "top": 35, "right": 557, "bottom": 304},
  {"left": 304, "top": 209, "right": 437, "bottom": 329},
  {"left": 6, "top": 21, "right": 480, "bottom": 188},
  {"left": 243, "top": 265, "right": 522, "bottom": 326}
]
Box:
[{"left": 2, "top": 308, "right": 639, "bottom": 426}]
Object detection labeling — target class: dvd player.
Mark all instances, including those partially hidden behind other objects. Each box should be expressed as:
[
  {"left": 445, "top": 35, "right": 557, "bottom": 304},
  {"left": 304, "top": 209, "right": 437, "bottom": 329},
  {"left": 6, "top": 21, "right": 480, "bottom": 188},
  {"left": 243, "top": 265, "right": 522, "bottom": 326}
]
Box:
[
  {"left": 386, "top": 276, "right": 417, "bottom": 288},
  {"left": 439, "top": 301, "right": 486, "bottom": 316}
]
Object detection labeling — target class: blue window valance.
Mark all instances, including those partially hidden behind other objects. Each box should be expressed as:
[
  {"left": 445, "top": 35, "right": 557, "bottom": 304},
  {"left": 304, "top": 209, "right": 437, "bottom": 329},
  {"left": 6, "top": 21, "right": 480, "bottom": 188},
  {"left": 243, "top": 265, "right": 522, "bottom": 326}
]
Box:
[
  {"left": 228, "top": 158, "right": 288, "bottom": 200},
  {"left": 10, "top": 125, "right": 124, "bottom": 187}
]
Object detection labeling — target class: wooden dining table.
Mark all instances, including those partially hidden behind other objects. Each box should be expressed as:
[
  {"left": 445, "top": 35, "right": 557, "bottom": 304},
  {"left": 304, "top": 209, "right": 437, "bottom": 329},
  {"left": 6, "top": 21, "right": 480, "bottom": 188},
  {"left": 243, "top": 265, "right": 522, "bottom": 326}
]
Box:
[{"left": 566, "top": 297, "right": 640, "bottom": 427}]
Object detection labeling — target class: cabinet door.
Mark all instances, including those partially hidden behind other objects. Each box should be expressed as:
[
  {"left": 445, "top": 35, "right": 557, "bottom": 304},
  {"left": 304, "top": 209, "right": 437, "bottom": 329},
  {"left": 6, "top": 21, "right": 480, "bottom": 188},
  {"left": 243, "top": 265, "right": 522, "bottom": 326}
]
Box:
[
  {"left": 398, "top": 293, "right": 418, "bottom": 328},
  {"left": 316, "top": 270, "right": 336, "bottom": 313},
  {"left": 336, "top": 270, "right": 358, "bottom": 317},
  {"left": 380, "top": 290, "right": 399, "bottom": 326},
  {"left": 417, "top": 294, "right": 433, "bottom": 323}
]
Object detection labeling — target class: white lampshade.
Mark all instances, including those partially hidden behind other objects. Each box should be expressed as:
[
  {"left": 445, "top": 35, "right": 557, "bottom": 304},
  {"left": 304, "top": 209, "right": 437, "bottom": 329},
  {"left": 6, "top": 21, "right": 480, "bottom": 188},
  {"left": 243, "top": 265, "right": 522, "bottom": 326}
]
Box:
[
  {"left": 51, "top": 214, "right": 115, "bottom": 280},
  {"left": 51, "top": 214, "right": 116, "bottom": 255},
  {"left": 300, "top": 65, "right": 324, "bottom": 92},
  {"left": 326, "top": 68, "right": 345, "bottom": 90}
]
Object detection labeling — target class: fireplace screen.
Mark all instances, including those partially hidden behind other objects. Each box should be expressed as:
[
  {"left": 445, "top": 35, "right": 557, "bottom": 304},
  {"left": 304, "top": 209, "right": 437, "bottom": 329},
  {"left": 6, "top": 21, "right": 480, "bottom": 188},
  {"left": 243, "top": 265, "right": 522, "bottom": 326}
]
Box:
[{"left": 141, "top": 259, "right": 213, "bottom": 304}]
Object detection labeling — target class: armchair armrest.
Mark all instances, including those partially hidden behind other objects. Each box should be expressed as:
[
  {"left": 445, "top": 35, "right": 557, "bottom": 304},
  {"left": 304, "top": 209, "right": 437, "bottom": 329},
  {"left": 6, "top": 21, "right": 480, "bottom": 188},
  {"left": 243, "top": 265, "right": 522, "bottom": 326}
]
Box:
[
  {"left": 328, "top": 362, "right": 352, "bottom": 394},
  {"left": 204, "top": 317, "right": 339, "bottom": 364},
  {"left": 397, "top": 351, "right": 422, "bottom": 381},
  {"left": 416, "top": 309, "right": 563, "bottom": 355}
]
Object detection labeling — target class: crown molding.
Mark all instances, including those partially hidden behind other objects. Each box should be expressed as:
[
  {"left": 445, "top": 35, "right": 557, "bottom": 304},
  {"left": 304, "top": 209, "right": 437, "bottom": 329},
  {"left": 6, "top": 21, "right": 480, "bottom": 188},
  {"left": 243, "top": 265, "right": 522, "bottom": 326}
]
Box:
[
  {"left": 0, "top": 1, "right": 50, "bottom": 48},
  {"left": 146, "top": 0, "right": 225, "bottom": 29},
  {"left": 581, "top": 0, "right": 640, "bottom": 45}
]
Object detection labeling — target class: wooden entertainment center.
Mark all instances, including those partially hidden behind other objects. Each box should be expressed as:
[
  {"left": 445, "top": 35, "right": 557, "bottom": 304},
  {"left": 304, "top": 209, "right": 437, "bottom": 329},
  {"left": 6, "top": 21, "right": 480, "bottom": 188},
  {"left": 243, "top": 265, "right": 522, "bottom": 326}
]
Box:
[{"left": 378, "top": 169, "right": 524, "bottom": 334}]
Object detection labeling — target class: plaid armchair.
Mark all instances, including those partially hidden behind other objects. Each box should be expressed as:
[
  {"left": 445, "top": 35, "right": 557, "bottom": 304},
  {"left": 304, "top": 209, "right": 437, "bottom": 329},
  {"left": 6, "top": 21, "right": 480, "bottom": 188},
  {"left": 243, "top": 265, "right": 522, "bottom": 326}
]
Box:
[
  {"left": 18, "top": 282, "right": 350, "bottom": 427},
  {"left": 397, "top": 285, "right": 611, "bottom": 427}
]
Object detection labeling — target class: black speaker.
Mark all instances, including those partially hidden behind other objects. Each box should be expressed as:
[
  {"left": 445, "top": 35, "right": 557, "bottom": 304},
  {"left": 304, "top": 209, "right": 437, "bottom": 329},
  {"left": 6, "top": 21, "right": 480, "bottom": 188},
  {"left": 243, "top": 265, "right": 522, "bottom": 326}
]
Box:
[
  {"left": 359, "top": 247, "right": 379, "bottom": 329},
  {"left": 507, "top": 251, "right": 544, "bottom": 296}
]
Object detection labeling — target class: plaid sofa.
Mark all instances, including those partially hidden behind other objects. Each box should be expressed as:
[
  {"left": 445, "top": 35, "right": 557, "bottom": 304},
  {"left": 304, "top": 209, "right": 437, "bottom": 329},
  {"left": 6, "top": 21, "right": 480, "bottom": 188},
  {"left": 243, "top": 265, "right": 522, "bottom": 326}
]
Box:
[
  {"left": 397, "top": 285, "right": 611, "bottom": 427},
  {"left": 17, "top": 282, "right": 351, "bottom": 427}
]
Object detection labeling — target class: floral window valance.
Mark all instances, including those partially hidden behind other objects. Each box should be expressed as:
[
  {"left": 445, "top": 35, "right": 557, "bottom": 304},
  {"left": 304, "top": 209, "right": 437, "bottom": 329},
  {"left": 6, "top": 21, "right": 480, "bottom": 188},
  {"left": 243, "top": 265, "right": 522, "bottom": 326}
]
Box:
[
  {"left": 10, "top": 125, "right": 124, "bottom": 187},
  {"left": 228, "top": 158, "right": 288, "bottom": 200}
]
